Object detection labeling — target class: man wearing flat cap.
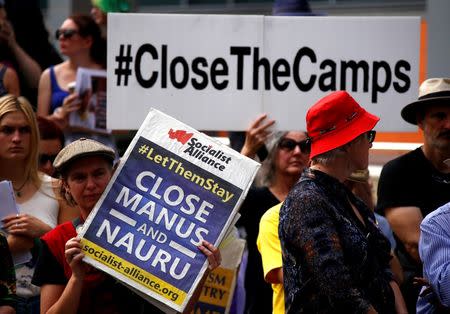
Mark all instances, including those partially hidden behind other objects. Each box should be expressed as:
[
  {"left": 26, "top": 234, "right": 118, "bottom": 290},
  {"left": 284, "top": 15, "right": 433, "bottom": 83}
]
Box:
[{"left": 376, "top": 78, "right": 450, "bottom": 313}]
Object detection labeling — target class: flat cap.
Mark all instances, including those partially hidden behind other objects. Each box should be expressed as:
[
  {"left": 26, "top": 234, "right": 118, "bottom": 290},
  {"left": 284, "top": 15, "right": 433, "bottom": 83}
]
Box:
[{"left": 53, "top": 138, "right": 115, "bottom": 172}]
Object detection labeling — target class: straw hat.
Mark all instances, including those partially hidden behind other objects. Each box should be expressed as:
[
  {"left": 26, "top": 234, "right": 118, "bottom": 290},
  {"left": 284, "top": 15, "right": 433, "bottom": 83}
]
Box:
[{"left": 401, "top": 78, "right": 450, "bottom": 125}]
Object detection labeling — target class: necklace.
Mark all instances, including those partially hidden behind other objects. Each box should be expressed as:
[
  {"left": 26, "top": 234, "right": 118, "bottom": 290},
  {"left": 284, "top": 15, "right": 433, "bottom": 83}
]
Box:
[{"left": 13, "top": 176, "right": 29, "bottom": 197}]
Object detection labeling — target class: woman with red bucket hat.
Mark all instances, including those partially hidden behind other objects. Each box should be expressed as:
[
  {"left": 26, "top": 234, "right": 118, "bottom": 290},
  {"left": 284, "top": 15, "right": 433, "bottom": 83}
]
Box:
[{"left": 278, "top": 91, "right": 407, "bottom": 313}]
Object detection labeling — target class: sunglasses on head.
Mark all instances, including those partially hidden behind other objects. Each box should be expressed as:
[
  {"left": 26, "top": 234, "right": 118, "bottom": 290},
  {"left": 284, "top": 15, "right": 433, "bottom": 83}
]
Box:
[
  {"left": 365, "top": 130, "right": 376, "bottom": 143},
  {"left": 278, "top": 138, "right": 310, "bottom": 153},
  {"left": 55, "top": 29, "right": 78, "bottom": 40},
  {"left": 39, "top": 154, "right": 58, "bottom": 165}
]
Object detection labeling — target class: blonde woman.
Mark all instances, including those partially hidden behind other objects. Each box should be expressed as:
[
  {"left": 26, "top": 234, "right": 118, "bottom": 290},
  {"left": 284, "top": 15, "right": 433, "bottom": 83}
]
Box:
[{"left": 0, "top": 94, "right": 76, "bottom": 314}]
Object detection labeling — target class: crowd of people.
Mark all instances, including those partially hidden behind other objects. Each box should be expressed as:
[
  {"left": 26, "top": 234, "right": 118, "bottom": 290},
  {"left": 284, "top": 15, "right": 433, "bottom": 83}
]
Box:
[
  {"left": 0, "top": 1, "right": 221, "bottom": 314},
  {"left": 0, "top": 1, "right": 449, "bottom": 314}
]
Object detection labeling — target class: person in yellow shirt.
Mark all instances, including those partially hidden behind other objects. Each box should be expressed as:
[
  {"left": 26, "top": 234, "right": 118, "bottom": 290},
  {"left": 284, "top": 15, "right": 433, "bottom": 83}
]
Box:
[
  {"left": 258, "top": 170, "right": 403, "bottom": 314},
  {"left": 257, "top": 203, "right": 284, "bottom": 314}
]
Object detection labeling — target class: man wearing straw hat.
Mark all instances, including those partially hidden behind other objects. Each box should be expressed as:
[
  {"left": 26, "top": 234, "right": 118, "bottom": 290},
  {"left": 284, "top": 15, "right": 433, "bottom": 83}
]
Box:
[{"left": 376, "top": 78, "right": 450, "bottom": 313}]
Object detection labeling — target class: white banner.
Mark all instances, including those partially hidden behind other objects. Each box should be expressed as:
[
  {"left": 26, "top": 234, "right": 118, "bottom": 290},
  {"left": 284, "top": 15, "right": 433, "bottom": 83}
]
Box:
[{"left": 107, "top": 14, "right": 420, "bottom": 131}]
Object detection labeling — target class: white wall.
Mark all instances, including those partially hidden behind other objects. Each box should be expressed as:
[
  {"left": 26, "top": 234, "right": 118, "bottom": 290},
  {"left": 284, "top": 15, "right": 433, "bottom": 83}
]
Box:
[{"left": 426, "top": 0, "right": 450, "bottom": 77}]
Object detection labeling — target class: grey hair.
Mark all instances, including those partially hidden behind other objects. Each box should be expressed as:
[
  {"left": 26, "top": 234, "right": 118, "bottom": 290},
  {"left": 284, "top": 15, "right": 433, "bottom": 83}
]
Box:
[
  {"left": 311, "top": 146, "right": 347, "bottom": 165},
  {"left": 311, "top": 135, "right": 363, "bottom": 165},
  {"left": 255, "top": 131, "right": 288, "bottom": 187}
]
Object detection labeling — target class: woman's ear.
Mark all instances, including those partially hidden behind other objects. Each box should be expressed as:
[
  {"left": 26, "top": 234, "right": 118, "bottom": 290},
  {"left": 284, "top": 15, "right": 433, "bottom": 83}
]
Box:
[
  {"left": 62, "top": 179, "right": 69, "bottom": 192},
  {"left": 63, "top": 181, "right": 77, "bottom": 206},
  {"left": 62, "top": 180, "right": 72, "bottom": 200}
]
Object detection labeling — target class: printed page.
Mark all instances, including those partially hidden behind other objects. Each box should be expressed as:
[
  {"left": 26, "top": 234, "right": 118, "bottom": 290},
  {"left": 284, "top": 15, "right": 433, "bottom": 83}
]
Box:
[
  {"left": 79, "top": 108, "right": 259, "bottom": 312},
  {"left": 0, "top": 180, "right": 19, "bottom": 224},
  {"left": 70, "top": 67, "right": 109, "bottom": 134}
]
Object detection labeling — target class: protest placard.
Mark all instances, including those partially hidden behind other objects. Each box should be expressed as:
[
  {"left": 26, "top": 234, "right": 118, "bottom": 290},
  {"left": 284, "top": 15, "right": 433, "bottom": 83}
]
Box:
[
  {"left": 69, "top": 67, "right": 109, "bottom": 134},
  {"left": 192, "top": 234, "right": 246, "bottom": 314},
  {"left": 78, "top": 108, "right": 259, "bottom": 312},
  {"left": 107, "top": 14, "right": 420, "bottom": 131}
]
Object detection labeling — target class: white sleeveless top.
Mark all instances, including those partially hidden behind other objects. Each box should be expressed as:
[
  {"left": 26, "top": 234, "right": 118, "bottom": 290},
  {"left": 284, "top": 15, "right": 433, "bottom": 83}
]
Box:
[{"left": 16, "top": 173, "right": 59, "bottom": 298}]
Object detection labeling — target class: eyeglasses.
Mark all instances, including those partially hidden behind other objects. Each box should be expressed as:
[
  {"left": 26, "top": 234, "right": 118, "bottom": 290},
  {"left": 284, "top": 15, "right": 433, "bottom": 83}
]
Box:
[
  {"left": 365, "top": 130, "right": 376, "bottom": 143},
  {"left": 278, "top": 138, "right": 310, "bottom": 153},
  {"left": 39, "top": 154, "right": 58, "bottom": 165},
  {"left": 55, "top": 29, "right": 78, "bottom": 40}
]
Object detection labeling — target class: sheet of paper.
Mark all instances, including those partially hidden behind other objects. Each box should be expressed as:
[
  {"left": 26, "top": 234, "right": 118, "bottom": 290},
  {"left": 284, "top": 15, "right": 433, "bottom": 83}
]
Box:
[
  {"left": 0, "top": 180, "right": 32, "bottom": 265},
  {"left": 0, "top": 180, "right": 19, "bottom": 226}
]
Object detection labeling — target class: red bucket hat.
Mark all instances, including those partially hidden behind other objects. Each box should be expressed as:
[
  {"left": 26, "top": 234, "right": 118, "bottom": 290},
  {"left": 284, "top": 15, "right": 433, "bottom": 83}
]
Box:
[{"left": 306, "top": 91, "right": 380, "bottom": 159}]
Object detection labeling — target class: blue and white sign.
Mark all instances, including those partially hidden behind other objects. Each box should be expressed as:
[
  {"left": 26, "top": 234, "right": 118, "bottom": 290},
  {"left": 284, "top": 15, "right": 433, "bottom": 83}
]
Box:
[{"left": 79, "top": 108, "right": 259, "bottom": 312}]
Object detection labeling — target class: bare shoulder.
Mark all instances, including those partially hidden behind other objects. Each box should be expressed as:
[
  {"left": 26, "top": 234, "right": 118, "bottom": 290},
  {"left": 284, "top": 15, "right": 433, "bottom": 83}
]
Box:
[
  {"left": 4, "top": 66, "right": 18, "bottom": 79},
  {"left": 3, "top": 67, "right": 20, "bottom": 96},
  {"left": 41, "top": 66, "right": 51, "bottom": 77},
  {"left": 39, "top": 67, "right": 51, "bottom": 86}
]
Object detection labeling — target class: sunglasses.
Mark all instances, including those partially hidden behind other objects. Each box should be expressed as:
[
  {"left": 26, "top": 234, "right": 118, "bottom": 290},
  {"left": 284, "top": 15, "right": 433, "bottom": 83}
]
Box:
[
  {"left": 55, "top": 29, "right": 78, "bottom": 40},
  {"left": 278, "top": 138, "right": 310, "bottom": 153},
  {"left": 39, "top": 154, "right": 58, "bottom": 165},
  {"left": 365, "top": 130, "right": 376, "bottom": 143}
]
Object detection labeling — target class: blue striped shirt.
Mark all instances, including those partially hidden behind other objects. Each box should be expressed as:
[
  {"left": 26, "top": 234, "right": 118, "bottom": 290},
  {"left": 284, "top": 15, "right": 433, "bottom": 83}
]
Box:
[{"left": 417, "top": 201, "right": 450, "bottom": 313}]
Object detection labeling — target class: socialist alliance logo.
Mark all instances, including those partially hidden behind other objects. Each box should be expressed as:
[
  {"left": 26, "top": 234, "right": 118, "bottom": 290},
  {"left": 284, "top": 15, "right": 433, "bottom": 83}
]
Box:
[{"left": 167, "top": 129, "right": 231, "bottom": 171}]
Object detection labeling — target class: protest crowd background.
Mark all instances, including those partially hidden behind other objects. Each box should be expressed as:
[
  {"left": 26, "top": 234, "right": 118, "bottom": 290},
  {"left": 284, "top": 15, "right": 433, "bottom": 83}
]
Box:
[{"left": 0, "top": 0, "right": 449, "bottom": 313}]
